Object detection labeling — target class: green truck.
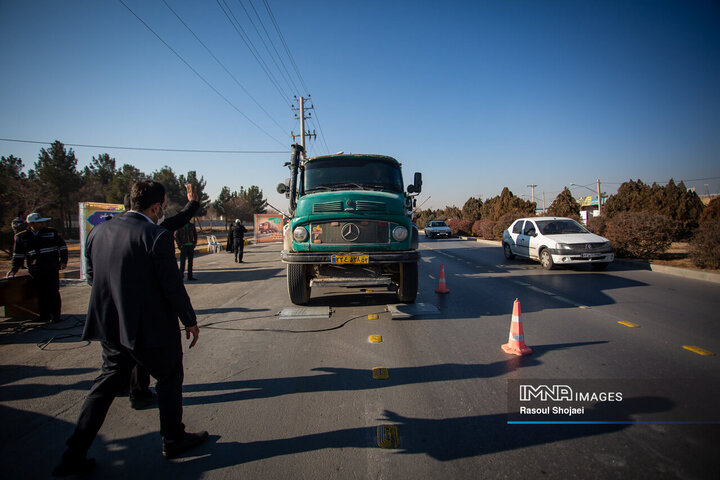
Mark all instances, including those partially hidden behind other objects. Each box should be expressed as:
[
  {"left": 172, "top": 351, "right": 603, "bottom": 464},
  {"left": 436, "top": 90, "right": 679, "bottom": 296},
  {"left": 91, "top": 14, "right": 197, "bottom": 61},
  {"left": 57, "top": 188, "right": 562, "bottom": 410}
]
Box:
[{"left": 278, "top": 144, "right": 422, "bottom": 305}]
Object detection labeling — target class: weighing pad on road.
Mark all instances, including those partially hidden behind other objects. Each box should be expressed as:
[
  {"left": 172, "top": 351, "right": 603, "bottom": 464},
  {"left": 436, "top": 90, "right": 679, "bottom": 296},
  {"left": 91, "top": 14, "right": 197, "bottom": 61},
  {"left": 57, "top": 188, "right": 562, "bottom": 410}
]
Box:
[
  {"left": 387, "top": 303, "right": 440, "bottom": 318},
  {"left": 278, "top": 306, "right": 332, "bottom": 319}
]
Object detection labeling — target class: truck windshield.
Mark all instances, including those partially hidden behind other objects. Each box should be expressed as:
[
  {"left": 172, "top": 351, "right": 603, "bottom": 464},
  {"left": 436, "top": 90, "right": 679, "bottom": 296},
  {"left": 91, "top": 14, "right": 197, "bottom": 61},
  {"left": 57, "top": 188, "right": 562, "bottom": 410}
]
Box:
[{"left": 304, "top": 158, "right": 403, "bottom": 193}]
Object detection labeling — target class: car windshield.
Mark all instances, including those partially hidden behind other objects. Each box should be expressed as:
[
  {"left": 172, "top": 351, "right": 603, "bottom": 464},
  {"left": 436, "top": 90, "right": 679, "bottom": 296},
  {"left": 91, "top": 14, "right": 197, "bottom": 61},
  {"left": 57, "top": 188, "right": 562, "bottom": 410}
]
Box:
[
  {"left": 304, "top": 158, "right": 403, "bottom": 193},
  {"left": 430, "top": 221, "right": 447, "bottom": 227},
  {"left": 536, "top": 219, "right": 589, "bottom": 235}
]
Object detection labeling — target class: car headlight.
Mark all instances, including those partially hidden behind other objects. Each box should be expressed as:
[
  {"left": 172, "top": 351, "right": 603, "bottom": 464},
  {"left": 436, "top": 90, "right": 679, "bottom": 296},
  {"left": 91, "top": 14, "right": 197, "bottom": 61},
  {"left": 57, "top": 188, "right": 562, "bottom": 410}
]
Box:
[
  {"left": 293, "top": 226, "right": 308, "bottom": 242},
  {"left": 603, "top": 241, "right": 612, "bottom": 249},
  {"left": 392, "top": 226, "right": 408, "bottom": 241},
  {"left": 556, "top": 243, "right": 571, "bottom": 250}
]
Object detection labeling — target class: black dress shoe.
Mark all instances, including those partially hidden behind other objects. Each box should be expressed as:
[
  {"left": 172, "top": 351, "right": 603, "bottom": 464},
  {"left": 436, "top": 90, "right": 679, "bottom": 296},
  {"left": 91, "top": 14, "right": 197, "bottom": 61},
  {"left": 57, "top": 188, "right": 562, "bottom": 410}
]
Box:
[
  {"left": 187, "top": 276, "right": 197, "bottom": 281},
  {"left": 52, "top": 454, "right": 95, "bottom": 477},
  {"left": 130, "top": 392, "right": 157, "bottom": 410},
  {"left": 162, "top": 431, "right": 209, "bottom": 459}
]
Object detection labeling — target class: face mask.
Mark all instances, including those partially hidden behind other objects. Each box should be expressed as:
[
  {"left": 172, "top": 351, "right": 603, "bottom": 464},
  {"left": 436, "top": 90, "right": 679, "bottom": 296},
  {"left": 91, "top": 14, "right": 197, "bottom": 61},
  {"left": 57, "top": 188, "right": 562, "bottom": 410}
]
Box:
[{"left": 156, "top": 205, "right": 165, "bottom": 225}]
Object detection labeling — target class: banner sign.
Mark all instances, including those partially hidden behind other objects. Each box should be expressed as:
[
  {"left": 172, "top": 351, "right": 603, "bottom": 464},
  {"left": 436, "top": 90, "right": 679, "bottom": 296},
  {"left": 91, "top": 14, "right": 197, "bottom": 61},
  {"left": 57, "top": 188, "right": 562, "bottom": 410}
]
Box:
[
  {"left": 79, "top": 202, "right": 125, "bottom": 280},
  {"left": 254, "top": 214, "right": 286, "bottom": 243}
]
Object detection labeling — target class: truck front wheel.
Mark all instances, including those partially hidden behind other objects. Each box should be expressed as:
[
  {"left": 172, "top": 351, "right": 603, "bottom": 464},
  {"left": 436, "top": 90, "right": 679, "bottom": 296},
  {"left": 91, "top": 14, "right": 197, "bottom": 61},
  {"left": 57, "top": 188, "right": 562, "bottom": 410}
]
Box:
[
  {"left": 287, "top": 263, "right": 311, "bottom": 305},
  {"left": 396, "top": 262, "right": 418, "bottom": 304}
]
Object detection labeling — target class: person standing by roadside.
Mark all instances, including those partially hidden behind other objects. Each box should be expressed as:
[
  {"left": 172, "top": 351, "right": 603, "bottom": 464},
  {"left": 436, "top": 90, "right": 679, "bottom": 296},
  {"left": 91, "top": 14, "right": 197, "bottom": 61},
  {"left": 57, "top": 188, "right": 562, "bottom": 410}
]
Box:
[
  {"left": 232, "top": 219, "right": 247, "bottom": 263},
  {"left": 6, "top": 213, "right": 67, "bottom": 323},
  {"left": 11, "top": 211, "right": 28, "bottom": 236},
  {"left": 175, "top": 221, "right": 198, "bottom": 281},
  {"left": 52, "top": 180, "right": 207, "bottom": 476}
]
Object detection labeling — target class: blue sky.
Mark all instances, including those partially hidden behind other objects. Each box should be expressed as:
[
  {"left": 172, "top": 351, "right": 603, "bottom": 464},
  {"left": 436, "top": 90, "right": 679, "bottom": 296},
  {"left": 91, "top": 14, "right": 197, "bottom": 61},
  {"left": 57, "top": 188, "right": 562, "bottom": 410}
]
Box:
[{"left": 1, "top": 0, "right": 719, "bottom": 211}]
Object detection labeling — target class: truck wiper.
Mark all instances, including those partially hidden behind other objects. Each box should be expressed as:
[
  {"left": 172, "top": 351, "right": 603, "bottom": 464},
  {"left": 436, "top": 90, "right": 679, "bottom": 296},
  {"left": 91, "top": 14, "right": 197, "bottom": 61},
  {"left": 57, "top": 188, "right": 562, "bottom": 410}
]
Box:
[
  {"left": 305, "top": 186, "right": 334, "bottom": 192},
  {"left": 328, "top": 183, "right": 365, "bottom": 190}
]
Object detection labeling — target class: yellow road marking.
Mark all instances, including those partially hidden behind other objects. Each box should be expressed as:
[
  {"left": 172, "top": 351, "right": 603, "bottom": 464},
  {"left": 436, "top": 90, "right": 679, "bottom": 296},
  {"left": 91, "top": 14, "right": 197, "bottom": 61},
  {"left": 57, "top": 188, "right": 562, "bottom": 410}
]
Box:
[
  {"left": 578, "top": 305, "right": 588, "bottom": 309},
  {"left": 372, "top": 367, "right": 389, "bottom": 380},
  {"left": 376, "top": 425, "right": 400, "bottom": 448},
  {"left": 683, "top": 345, "right": 716, "bottom": 356},
  {"left": 617, "top": 321, "right": 640, "bottom": 328},
  {"left": 367, "top": 314, "right": 379, "bottom": 320},
  {"left": 369, "top": 335, "right": 382, "bottom": 343}
]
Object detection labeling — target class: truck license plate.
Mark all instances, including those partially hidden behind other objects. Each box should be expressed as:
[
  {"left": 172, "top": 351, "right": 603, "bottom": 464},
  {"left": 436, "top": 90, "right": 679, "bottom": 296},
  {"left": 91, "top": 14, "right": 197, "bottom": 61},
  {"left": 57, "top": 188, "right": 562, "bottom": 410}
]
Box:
[{"left": 332, "top": 255, "right": 369, "bottom": 264}]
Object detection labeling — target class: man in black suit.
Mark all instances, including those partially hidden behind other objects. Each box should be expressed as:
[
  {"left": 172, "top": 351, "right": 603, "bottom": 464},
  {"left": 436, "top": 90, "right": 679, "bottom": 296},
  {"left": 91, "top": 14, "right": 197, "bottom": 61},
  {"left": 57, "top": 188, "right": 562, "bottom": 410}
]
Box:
[
  {"left": 124, "top": 183, "right": 200, "bottom": 410},
  {"left": 53, "top": 180, "right": 207, "bottom": 476}
]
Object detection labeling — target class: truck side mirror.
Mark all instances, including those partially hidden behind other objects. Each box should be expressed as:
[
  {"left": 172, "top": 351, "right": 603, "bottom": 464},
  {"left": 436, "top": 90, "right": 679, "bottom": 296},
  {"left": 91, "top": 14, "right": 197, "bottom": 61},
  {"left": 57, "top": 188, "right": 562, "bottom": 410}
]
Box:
[
  {"left": 277, "top": 183, "right": 288, "bottom": 194},
  {"left": 408, "top": 172, "right": 422, "bottom": 194}
]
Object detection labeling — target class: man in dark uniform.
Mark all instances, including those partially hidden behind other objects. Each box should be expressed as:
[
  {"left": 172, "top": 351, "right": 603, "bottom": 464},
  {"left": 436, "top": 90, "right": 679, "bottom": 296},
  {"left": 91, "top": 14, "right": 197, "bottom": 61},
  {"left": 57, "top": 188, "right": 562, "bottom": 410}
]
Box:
[
  {"left": 6, "top": 213, "right": 68, "bottom": 322},
  {"left": 175, "top": 221, "right": 198, "bottom": 281},
  {"left": 52, "top": 180, "right": 207, "bottom": 476},
  {"left": 232, "top": 219, "right": 247, "bottom": 263}
]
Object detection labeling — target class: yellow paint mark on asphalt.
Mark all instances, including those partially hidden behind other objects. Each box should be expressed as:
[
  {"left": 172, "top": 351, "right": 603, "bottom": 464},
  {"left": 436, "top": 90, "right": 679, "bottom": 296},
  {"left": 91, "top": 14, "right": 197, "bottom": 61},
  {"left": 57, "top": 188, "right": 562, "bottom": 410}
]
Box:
[
  {"left": 683, "top": 345, "right": 716, "bottom": 356},
  {"left": 369, "top": 335, "right": 382, "bottom": 343},
  {"left": 364, "top": 289, "right": 374, "bottom": 293},
  {"left": 376, "top": 425, "right": 400, "bottom": 448},
  {"left": 578, "top": 305, "right": 588, "bottom": 309},
  {"left": 618, "top": 321, "right": 640, "bottom": 328},
  {"left": 372, "top": 367, "right": 389, "bottom": 380},
  {"left": 368, "top": 314, "right": 379, "bottom": 320}
]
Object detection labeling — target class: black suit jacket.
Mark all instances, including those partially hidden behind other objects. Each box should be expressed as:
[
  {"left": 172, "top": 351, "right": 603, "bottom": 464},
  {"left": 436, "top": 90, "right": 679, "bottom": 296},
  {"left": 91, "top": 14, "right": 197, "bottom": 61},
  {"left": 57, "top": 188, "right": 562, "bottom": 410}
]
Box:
[{"left": 83, "top": 212, "right": 197, "bottom": 349}]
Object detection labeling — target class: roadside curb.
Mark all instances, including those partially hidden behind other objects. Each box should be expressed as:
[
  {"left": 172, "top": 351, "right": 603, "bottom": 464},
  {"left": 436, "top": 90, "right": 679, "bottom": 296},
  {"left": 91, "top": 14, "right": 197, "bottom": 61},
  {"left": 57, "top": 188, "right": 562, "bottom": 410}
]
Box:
[{"left": 454, "top": 236, "right": 720, "bottom": 284}]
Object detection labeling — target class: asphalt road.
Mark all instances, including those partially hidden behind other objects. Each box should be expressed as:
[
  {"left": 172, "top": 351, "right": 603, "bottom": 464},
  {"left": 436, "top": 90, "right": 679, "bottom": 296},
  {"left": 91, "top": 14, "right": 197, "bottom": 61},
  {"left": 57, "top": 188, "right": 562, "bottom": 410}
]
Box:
[{"left": 1, "top": 238, "right": 719, "bottom": 479}]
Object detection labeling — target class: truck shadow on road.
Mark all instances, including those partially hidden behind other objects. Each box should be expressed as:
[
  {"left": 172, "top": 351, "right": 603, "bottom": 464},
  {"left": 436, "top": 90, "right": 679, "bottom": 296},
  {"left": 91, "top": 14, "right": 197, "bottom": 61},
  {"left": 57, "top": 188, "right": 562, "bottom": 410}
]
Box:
[{"left": 181, "top": 341, "right": 607, "bottom": 405}]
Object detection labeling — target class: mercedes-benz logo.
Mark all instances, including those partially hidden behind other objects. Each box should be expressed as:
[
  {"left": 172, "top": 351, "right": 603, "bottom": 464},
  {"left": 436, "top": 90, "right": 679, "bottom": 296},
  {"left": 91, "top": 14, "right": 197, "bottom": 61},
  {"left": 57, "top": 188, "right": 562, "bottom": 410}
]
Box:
[{"left": 341, "top": 223, "right": 360, "bottom": 242}]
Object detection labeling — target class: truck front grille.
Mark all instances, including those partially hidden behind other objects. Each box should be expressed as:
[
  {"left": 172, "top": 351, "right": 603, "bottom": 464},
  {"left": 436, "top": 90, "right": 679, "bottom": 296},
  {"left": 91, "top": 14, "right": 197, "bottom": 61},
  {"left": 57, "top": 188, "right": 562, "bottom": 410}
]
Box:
[
  {"left": 310, "top": 221, "right": 390, "bottom": 244},
  {"left": 313, "top": 201, "right": 344, "bottom": 213}
]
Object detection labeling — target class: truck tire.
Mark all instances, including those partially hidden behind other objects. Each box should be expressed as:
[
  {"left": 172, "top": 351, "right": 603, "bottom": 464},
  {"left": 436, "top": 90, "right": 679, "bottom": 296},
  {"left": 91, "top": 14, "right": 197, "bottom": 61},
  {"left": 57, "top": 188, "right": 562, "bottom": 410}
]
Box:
[
  {"left": 396, "top": 262, "right": 418, "bottom": 304},
  {"left": 287, "top": 263, "right": 311, "bottom": 305}
]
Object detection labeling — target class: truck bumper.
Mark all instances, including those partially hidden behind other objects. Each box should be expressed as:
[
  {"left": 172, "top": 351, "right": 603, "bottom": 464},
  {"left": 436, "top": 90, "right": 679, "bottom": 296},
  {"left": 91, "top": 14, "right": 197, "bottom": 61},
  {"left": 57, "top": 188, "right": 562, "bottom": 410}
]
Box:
[{"left": 281, "top": 250, "right": 420, "bottom": 264}]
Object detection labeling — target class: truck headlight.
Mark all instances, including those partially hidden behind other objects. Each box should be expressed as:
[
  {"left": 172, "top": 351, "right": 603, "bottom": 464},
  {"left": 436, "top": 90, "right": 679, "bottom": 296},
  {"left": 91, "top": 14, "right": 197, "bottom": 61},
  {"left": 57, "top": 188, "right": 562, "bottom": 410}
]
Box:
[
  {"left": 293, "top": 226, "right": 308, "bottom": 242},
  {"left": 392, "top": 226, "right": 408, "bottom": 241}
]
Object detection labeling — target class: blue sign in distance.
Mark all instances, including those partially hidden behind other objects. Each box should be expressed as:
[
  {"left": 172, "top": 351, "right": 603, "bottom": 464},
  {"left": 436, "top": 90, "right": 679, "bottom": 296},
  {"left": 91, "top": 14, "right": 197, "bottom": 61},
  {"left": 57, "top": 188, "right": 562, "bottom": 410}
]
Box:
[{"left": 87, "top": 211, "right": 120, "bottom": 226}]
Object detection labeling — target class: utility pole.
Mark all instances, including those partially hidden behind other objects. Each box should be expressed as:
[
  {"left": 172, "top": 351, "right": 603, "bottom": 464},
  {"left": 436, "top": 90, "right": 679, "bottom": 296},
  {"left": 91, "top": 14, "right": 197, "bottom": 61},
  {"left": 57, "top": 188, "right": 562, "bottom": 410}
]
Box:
[
  {"left": 527, "top": 184, "right": 537, "bottom": 206},
  {"left": 596, "top": 178, "right": 602, "bottom": 216},
  {"left": 542, "top": 191, "right": 546, "bottom": 214},
  {"left": 291, "top": 96, "right": 316, "bottom": 156}
]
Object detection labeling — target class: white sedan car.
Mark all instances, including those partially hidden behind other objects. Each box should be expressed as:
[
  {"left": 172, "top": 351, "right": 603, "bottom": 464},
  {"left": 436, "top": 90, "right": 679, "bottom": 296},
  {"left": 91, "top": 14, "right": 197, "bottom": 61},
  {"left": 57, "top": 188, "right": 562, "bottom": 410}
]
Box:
[{"left": 502, "top": 217, "right": 614, "bottom": 270}]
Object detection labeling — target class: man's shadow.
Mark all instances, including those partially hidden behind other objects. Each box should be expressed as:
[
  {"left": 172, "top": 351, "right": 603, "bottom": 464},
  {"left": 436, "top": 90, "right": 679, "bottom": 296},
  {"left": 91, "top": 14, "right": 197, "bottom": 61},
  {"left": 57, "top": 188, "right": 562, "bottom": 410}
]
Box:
[{"left": 181, "top": 341, "right": 607, "bottom": 405}]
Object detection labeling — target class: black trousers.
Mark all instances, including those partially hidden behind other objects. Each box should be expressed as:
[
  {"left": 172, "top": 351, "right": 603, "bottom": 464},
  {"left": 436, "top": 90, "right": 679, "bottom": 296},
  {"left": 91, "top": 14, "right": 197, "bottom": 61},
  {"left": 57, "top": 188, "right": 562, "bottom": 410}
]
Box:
[
  {"left": 67, "top": 340, "right": 186, "bottom": 453},
  {"left": 233, "top": 239, "right": 244, "bottom": 262},
  {"left": 31, "top": 269, "right": 61, "bottom": 319},
  {"left": 179, "top": 245, "right": 195, "bottom": 277},
  {"left": 129, "top": 364, "right": 152, "bottom": 399}
]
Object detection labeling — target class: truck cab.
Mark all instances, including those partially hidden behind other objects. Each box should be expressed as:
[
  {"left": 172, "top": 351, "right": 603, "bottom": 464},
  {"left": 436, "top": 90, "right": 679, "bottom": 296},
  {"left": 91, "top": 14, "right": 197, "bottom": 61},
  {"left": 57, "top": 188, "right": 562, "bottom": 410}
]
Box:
[{"left": 279, "top": 146, "right": 422, "bottom": 305}]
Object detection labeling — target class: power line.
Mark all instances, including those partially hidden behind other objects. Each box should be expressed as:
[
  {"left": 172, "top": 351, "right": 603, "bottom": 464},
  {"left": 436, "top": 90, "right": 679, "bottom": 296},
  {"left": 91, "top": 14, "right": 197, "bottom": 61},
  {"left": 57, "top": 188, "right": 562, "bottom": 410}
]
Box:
[
  {"left": 262, "top": 0, "right": 310, "bottom": 94},
  {"left": 0, "top": 138, "right": 286, "bottom": 154},
  {"left": 237, "top": 0, "right": 301, "bottom": 96},
  {"left": 216, "top": 0, "right": 292, "bottom": 106},
  {"left": 246, "top": 0, "right": 301, "bottom": 96},
  {"left": 161, "top": 0, "right": 288, "bottom": 137},
  {"left": 117, "top": 0, "right": 287, "bottom": 148}
]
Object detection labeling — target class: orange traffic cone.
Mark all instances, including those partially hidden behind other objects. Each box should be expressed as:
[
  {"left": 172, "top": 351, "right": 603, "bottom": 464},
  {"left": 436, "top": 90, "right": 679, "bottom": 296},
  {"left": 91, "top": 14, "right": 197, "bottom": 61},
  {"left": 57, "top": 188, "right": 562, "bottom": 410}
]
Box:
[
  {"left": 435, "top": 264, "right": 450, "bottom": 294},
  {"left": 501, "top": 298, "right": 532, "bottom": 356}
]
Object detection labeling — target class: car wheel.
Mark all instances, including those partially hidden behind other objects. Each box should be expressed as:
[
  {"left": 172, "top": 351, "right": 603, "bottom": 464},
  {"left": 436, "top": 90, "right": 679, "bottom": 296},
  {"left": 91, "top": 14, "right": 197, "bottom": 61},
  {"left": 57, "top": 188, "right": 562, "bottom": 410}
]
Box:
[
  {"left": 591, "top": 262, "right": 609, "bottom": 271},
  {"left": 539, "top": 249, "right": 555, "bottom": 270},
  {"left": 503, "top": 242, "right": 515, "bottom": 260}
]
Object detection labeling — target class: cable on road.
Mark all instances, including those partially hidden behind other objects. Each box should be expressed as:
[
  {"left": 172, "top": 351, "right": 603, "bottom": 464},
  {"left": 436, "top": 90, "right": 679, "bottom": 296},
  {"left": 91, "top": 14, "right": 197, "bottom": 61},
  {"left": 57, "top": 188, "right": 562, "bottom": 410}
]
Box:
[{"left": 199, "top": 311, "right": 386, "bottom": 334}]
